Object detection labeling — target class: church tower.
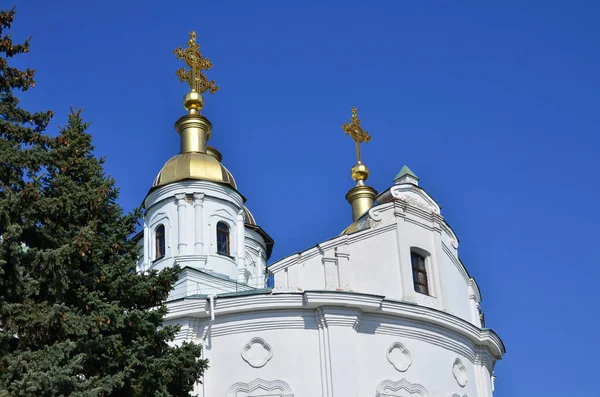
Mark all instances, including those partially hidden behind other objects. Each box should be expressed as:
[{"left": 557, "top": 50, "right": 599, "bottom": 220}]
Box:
[{"left": 136, "top": 32, "right": 273, "bottom": 296}]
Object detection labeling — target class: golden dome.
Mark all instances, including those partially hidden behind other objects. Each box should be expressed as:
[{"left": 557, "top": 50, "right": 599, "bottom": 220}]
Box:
[
  {"left": 152, "top": 147, "right": 237, "bottom": 190},
  {"left": 243, "top": 206, "right": 256, "bottom": 226}
]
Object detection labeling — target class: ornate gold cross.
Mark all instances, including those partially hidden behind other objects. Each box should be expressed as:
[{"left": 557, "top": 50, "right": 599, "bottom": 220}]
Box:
[
  {"left": 342, "top": 107, "right": 371, "bottom": 163},
  {"left": 174, "top": 31, "right": 219, "bottom": 94}
]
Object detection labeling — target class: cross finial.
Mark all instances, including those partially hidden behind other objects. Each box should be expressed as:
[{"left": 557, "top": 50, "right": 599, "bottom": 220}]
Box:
[
  {"left": 174, "top": 31, "right": 219, "bottom": 94},
  {"left": 342, "top": 107, "right": 371, "bottom": 163}
]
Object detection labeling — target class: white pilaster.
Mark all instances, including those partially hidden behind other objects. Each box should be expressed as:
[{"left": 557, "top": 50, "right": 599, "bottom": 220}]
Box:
[
  {"left": 316, "top": 308, "right": 334, "bottom": 397},
  {"left": 143, "top": 222, "right": 149, "bottom": 270},
  {"left": 236, "top": 210, "right": 246, "bottom": 283},
  {"left": 474, "top": 348, "right": 494, "bottom": 397},
  {"left": 394, "top": 203, "right": 409, "bottom": 300},
  {"left": 431, "top": 215, "right": 446, "bottom": 311},
  {"left": 175, "top": 193, "right": 187, "bottom": 255},
  {"left": 193, "top": 193, "right": 205, "bottom": 254}
]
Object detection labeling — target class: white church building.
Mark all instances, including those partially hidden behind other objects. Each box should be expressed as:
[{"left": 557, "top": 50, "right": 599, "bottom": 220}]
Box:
[{"left": 136, "top": 32, "right": 505, "bottom": 397}]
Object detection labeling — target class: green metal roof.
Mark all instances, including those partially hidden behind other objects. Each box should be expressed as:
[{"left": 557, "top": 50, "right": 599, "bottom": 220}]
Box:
[{"left": 394, "top": 165, "right": 419, "bottom": 181}]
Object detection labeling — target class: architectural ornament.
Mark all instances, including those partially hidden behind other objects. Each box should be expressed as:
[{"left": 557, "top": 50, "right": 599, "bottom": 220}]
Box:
[
  {"left": 375, "top": 379, "right": 428, "bottom": 397},
  {"left": 386, "top": 342, "right": 413, "bottom": 372},
  {"left": 227, "top": 378, "right": 293, "bottom": 397},
  {"left": 174, "top": 31, "right": 218, "bottom": 94},
  {"left": 452, "top": 358, "right": 468, "bottom": 387},
  {"left": 241, "top": 337, "right": 274, "bottom": 368}
]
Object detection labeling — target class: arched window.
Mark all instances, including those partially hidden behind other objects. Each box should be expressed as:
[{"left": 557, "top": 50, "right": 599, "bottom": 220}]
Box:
[
  {"left": 216, "top": 222, "right": 230, "bottom": 256},
  {"left": 155, "top": 224, "right": 165, "bottom": 260},
  {"left": 411, "top": 251, "right": 429, "bottom": 295}
]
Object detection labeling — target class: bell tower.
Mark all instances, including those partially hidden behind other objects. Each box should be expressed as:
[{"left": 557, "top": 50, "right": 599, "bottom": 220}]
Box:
[{"left": 137, "top": 32, "right": 273, "bottom": 297}]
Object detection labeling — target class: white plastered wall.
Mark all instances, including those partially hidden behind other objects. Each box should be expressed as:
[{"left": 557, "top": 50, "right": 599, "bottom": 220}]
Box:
[
  {"left": 165, "top": 292, "right": 502, "bottom": 397},
  {"left": 270, "top": 182, "right": 480, "bottom": 326},
  {"left": 139, "top": 180, "right": 267, "bottom": 290}
]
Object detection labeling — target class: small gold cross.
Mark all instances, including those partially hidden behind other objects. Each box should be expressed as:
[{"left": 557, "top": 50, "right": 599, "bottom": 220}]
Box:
[
  {"left": 342, "top": 107, "right": 371, "bottom": 163},
  {"left": 174, "top": 31, "right": 219, "bottom": 94}
]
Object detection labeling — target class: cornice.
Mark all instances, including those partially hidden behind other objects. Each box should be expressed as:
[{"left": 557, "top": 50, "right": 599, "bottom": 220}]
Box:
[
  {"left": 316, "top": 306, "right": 362, "bottom": 328},
  {"left": 164, "top": 290, "right": 505, "bottom": 358},
  {"left": 176, "top": 266, "right": 254, "bottom": 293},
  {"left": 441, "top": 242, "right": 471, "bottom": 284},
  {"left": 346, "top": 223, "right": 396, "bottom": 244},
  {"left": 378, "top": 184, "right": 459, "bottom": 245},
  {"left": 245, "top": 229, "right": 264, "bottom": 247},
  {"left": 380, "top": 300, "right": 504, "bottom": 357},
  {"left": 439, "top": 220, "right": 459, "bottom": 247},
  {"left": 268, "top": 223, "right": 395, "bottom": 274},
  {"left": 365, "top": 316, "right": 475, "bottom": 361},
  {"left": 304, "top": 290, "right": 384, "bottom": 311},
  {"left": 390, "top": 184, "right": 441, "bottom": 214},
  {"left": 145, "top": 180, "right": 244, "bottom": 210}
]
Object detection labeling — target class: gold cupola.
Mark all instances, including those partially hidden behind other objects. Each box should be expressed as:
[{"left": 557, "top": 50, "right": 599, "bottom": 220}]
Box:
[
  {"left": 341, "top": 107, "right": 377, "bottom": 222},
  {"left": 152, "top": 31, "right": 237, "bottom": 190}
]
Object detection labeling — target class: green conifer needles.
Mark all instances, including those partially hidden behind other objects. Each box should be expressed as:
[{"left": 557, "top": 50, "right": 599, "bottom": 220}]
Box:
[{"left": 0, "top": 8, "right": 207, "bottom": 397}]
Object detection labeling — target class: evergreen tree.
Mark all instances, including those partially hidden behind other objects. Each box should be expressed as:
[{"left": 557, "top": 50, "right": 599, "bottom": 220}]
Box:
[{"left": 0, "top": 8, "right": 207, "bottom": 397}]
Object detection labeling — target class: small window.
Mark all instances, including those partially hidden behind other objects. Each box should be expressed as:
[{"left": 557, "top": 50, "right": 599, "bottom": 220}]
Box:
[
  {"left": 411, "top": 251, "right": 429, "bottom": 295},
  {"left": 216, "top": 222, "right": 230, "bottom": 256},
  {"left": 155, "top": 224, "right": 165, "bottom": 260}
]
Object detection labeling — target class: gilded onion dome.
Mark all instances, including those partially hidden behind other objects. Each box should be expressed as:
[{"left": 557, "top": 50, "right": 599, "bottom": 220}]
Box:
[
  {"left": 150, "top": 32, "right": 236, "bottom": 191},
  {"left": 149, "top": 30, "right": 275, "bottom": 260},
  {"left": 152, "top": 146, "right": 237, "bottom": 190}
]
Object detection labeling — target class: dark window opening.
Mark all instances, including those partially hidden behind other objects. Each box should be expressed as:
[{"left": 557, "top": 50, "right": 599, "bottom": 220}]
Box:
[
  {"left": 155, "top": 224, "right": 165, "bottom": 260},
  {"left": 216, "top": 222, "right": 230, "bottom": 256},
  {"left": 411, "top": 251, "right": 429, "bottom": 295}
]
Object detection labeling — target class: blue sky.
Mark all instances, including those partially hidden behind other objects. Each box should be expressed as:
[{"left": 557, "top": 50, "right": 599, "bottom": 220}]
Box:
[{"left": 9, "top": 1, "right": 600, "bottom": 395}]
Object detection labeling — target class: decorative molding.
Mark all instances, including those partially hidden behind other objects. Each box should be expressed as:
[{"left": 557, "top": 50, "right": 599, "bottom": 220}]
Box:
[
  {"left": 227, "top": 378, "right": 293, "bottom": 397},
  {"left": 390, "top": 185, "right": 440, "bottom": 215},
  {"left": 393, "top": 201, "right": 405, "bottom": 217},
  {"left": 474, "top": 346, "right": 495, "bottom": 373},
  {"left": 212, "top": 207, "right": 236, "bottom": 219},
  {"left": 452, "top": 394, "right": 468, "bottom": 397},
  {"left": 386, "top": 342, "right": 412, "bottom": 372},
  {"left": 147, "top": 211, "right": 171, "bottom": 229},
  {"left": 334, "top": 247, "right": 350, "bottom": 260},
  {"left": 467, "top": 278, "right": 481, "bottom": 303},
  {"left": 174, "top": 254, "right": 208, "bottom": 269},
  {"left": 163, "top": 292, "right": 505, "bottom": 358},
  {"left": 145, "top": 179, "right": 244, "bottom": 210},
  {"left": 376, "top": 379, "right": 428, "bottom": 397},
  {"left": 345, "top": 223, "right": 396, "bottom": 244},
  {"left": 241, "top": 337, "right": 273, "bottom": 368},
  {"left": 303, "top": 291, "right": 383, "bottom": 311},
  {"left": 452, "top": 358, "right": 468, "bottom": 387},
  {"left": 369, "top": 205, "right": 385, "bottom": 221},
  {"left": 360, "top": 317, "right": 476, "bottom": 363},
  {"left": 245, "top": 252, "right": 256, "bottom": 267},
  {"left": 441, "top": 242, "right": 470, "bottom": 284}
]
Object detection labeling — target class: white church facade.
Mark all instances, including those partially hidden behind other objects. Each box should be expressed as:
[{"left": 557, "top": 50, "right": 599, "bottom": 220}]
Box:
[{"left": 135, "top": 32, "right": 505, "bottom": 397}]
